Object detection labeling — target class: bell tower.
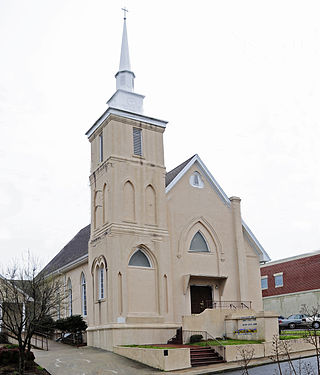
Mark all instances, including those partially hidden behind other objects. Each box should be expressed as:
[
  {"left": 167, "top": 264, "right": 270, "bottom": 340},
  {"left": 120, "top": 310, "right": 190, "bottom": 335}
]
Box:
[{"left": 85, "top": 11, "right": 174, "bottom": 349}]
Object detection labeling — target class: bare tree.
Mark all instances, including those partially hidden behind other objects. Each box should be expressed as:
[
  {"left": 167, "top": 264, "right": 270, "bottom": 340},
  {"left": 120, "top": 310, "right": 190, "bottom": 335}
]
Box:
[
  {"left": 237, "top": 345, "right": 255, "bottom": 375},
  {"left": 300, "top": 304, "right": 320, "bottom": 375},
  {"left": 0, "top": 256, "right": 65, "bottom": 375},
  {"left": 270, "top": 333, "right": 317, "bottom": 375},
  {"left": 269, "top": 334, "right": 286, "bottom": 375}
]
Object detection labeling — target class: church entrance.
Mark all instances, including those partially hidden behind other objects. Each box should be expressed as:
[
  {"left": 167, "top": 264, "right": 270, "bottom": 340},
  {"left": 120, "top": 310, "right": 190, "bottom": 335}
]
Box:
[{"left": 190, "top": 285, "right": 213, "bottom": 314}]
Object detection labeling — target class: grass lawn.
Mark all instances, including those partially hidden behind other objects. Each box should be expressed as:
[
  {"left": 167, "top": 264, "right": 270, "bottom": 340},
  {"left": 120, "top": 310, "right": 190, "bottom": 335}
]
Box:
[
  {"left": 191, "top": 339, "right": 264, "bottom": 346},
  {"left": 122, "top": 345, "right": 177, "bottom": 349},
  {"left": 280, "top": 330, "right": 320, "bottom": 340}
]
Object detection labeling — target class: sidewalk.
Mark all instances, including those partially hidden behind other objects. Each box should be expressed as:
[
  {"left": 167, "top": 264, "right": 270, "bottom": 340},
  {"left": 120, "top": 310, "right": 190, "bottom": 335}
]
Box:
[
  {"left": 34, "top": 341, "right": 317, "bottom": 375},
  {"left": 34, "top": 340, "right": 163, "bottom": 375}
]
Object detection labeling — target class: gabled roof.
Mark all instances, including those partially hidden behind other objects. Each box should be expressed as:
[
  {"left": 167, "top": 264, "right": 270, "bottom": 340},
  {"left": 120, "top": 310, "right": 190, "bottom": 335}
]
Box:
[
  {"left": 165, "top": 154, "right": 270, "bottom": 263},
  {"left": 0, "top": 274, "right": 33, "bottom": 299},
  {"left": 165, "top": 155, "right": 195, "bottom": 187},
  {"left": 166, "top": 154, "right": 230, "bottom": 205},
  {"left": 41, "top": 225, "right": 90, "bottom": 276},
  {"left": 42, "top": 155, "right": 269, "bottom": 276}
]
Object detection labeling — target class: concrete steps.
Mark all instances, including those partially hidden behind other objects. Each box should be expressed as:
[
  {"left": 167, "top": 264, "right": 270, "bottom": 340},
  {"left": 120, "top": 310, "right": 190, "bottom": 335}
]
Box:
[{"left": 190, "top": 346, "right": 224, "bottom": 367}]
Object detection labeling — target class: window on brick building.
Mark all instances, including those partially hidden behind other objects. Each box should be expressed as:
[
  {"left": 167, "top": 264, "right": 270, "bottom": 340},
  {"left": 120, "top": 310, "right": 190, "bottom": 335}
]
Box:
[
  {"left": 261, "top": 276, "right": 268, "bottom": 290},
  {"left": 274, "top": 273, "right": 283, "bottom": 288}
]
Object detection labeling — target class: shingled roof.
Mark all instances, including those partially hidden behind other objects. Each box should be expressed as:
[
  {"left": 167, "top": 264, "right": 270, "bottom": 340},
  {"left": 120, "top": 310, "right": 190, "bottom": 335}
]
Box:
[
  {"left": 41, "top": 157, "right": 194, "bottom": 276},
  {"left": 165, "top": 155, "right": 195, "bottom": 187},
  {"left": 41, "top": 224, "right": 91, "bottom": 276}
]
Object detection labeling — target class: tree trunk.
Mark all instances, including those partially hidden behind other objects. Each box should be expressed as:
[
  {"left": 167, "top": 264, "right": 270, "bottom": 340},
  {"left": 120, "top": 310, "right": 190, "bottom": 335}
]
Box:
[{"left": 18, "top": 347, "right": 25, "bottom": 375}]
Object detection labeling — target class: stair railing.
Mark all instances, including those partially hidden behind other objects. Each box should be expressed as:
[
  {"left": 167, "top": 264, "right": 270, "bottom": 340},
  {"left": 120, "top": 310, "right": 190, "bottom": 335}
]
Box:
[{"left": 183, "top": 329, "right": 226, "bottom": 360}]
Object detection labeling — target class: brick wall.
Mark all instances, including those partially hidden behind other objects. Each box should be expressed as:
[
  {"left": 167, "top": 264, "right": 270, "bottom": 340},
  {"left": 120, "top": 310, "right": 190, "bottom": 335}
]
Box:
[{"left": 261, "top": 254, "right": 320, "bottom": 297}]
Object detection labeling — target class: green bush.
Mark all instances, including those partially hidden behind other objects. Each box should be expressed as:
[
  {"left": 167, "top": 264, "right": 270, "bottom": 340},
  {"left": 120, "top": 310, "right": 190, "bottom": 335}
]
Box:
[
  {"left": 55, "top": 315, "right": 87, "bottom": 334},
  {"left": 0, "top": 332, "right": 8, "bottom": 344},
  {"left": 34, "top": 315, "right": 55, "bottom": 336},
  {"left": 4, "top": 344, "right": 18, "bottom": 349},
  {"left": 0, "top": 347, "right": 34, "bottom": 366},
  {"left": 0, "top": 347, "right": 19, "bottom": 365},
  {"left": 189, "top": 334, "right": 203, "bottom": 343}
]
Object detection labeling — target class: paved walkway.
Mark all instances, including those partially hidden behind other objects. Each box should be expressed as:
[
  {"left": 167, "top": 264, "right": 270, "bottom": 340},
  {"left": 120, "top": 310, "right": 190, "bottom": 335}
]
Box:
[
  {"left": 34, "top": 341, "right": 318, "bottom": 375},
  {"left": 34, "top": 340, "right": 163, "bottom": 375}
]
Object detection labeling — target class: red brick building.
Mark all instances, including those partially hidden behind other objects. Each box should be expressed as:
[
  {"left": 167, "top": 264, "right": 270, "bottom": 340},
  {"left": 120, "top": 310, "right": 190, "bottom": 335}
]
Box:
[{"left": 260, "top": 250, "right": 320, "bottom": 316}]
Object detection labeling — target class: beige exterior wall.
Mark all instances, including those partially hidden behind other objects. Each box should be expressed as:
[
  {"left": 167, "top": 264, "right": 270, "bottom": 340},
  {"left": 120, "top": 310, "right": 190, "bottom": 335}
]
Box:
[
  {"left": 50, "top": 112, "right": 267, "bottom": 351},
  {"left": 167, "top": 164, "right": 263, "bottom": 321},
  {"left": 215, "top": 339, "right": 316, "bottom": 362},
  {"left": 263, "top": 290, "right": 320, "bottom": 317},
  {"left": 58, "top": 263, "right": 89, "bottom": 326},
  {"left": 114, "top": 346, "right": 191, "bottom": 371}
]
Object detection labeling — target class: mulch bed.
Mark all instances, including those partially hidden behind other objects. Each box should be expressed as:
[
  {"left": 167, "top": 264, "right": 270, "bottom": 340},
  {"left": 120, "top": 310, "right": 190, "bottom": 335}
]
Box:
[{"left": 0, "top": 362, "right": 51, "bottom": 374}]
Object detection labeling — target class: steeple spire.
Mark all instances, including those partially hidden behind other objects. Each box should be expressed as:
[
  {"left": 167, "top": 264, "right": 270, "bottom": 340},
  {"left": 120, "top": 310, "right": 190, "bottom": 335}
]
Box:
[
  {"left": 119, "top": 8, "right": 130, "bottom": 71},
  {"left": 115, "top": 10, "right": 135, "bottom": 92},
  {"left": 107, "top": 9, "right": 145, "bottom": 114}
]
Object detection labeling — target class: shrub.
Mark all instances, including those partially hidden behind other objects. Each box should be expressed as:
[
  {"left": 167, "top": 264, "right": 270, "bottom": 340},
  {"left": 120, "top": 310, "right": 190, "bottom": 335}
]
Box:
[
  {"left": 0, "top": 347, "right": 19, "bottom": 365},
  {"left": 0, "top": 332, "right": 8, "bottom": 344},
  {"left": 55, "top": 315, "right": 87, "bottom": 334},
  {"left": 55, "top": 315, "right": 87, "bottom": 345},
  {"left": 34, "top": 315, "right": 55, "bottom": 336},
  {"left": 4, "top": 344, "right": 18, "bottom": 349},
  {"left": 0, "top": 346, "right": 34, "bottom": 366},
  {"left": 189, "top": 334, "right": 203, "bottom": 343}
]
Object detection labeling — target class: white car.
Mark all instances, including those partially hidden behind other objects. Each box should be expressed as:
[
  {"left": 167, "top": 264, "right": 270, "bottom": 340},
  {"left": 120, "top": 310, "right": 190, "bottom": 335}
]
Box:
[{"left": 302, "top": 314, "right": 320, "bottom": 329}]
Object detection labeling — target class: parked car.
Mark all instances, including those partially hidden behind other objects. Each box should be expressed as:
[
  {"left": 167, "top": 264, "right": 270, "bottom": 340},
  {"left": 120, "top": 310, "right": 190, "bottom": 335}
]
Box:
[
  {"left": 302, "top": 314, "right": 320, "bottom": 329},
  {"left": 278, "top": 314, "right": 310, "bottom": 329}
]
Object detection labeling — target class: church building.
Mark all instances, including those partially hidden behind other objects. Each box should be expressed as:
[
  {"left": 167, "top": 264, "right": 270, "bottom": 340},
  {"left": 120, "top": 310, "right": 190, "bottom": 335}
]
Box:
[{"left": 41, "top": 14, "right": 271, "bottom": 351}]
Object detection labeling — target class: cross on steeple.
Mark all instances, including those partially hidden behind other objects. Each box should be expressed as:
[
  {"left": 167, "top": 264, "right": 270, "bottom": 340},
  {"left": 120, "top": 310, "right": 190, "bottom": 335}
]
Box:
[{"left": 121, "top": 7, "right": 128, "bottom": 20}]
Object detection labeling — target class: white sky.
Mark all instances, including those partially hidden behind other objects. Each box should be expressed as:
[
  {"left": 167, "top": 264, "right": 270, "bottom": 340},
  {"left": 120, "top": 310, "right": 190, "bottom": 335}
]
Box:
[{"left": 1, "top": 0, "right": 319, "bottom": 268}]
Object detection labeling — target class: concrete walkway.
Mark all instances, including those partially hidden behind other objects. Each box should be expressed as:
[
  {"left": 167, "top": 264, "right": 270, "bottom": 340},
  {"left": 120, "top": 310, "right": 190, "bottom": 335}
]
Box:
[
  {"left": 34, "top": 341, "right": 318, "bottom": 375},
  {"left": 34, "top": 340, "right": 164, "bottom": 375}
]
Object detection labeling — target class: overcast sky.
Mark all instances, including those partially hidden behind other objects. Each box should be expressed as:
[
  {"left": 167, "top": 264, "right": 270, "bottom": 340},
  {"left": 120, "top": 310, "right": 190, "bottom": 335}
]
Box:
[{"left": 1, "top": 0, "right": 319, "bottom": 268}]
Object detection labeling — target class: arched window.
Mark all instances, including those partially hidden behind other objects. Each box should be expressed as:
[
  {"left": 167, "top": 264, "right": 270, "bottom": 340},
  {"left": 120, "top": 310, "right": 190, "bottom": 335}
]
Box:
[
  {"left": 81, "top": 273, "right": 87, "bottom": 316},
  {"left": 94, "top": 191, "right": 98, "bottom": 229},
  {"left": 123, "top": 181, "right": 135, "bottom": 221},
  {"left": 129, "top": 249, "right": 151, "bottom": 268},
  {"left": 189, "top": 231, "right": 209, "bottom": 252},
  {"left": 67, "top": 278, "right": 72, "bottom": 316},
  {"left": 98, "top": 265, "right": 104, "bottom": 300},
  {"left": 57, "top": 292, "right": 61, "bottom": 319},
  {"left": 145, "top": 185, "right": 156, "bottom": 224},
  {"left": 103, "top": 183, "right": 107, "bottom": 223}
]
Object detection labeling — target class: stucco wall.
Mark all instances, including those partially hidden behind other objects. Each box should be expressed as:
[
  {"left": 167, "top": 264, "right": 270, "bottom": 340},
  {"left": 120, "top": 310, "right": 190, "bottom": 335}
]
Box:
[
  {"left": 114, "top": 346, "right": 190, "bottom": 371},
  {"left": 263, "top": 290, "right": 320, "bottom": 317}
]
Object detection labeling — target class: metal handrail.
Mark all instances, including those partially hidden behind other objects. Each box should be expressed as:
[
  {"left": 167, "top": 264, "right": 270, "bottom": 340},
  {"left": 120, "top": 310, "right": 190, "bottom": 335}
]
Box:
[
  {"left": 182, "top": 329, "right": 226, "bottom": 346},
  {"left": 32, "top": 331, "right": 49, "bottom": 351},
  {"left": 182, "top": 329, "right": 226, "bottom": 360},
  {"left": 211, "top": 301, "right": 252, "bottom": 309},
  {"left": 0, "top": 328, "right": 49, "bottom": 351}
]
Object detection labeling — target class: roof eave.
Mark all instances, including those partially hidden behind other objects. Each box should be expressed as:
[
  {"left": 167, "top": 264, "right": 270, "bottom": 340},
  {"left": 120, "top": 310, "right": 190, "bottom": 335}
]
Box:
[
  {"left": 85, "top": 107, "right": 168, "bottom": 138},
  {"left": 44, "top": 254, "right": 89, "bottom": 279}
]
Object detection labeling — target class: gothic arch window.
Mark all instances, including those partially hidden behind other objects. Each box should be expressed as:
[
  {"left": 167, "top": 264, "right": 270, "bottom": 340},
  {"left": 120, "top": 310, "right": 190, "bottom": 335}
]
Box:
[
  {"left": 98, "top": 265, "right": 105, "bottom": 300},
  {"left": 145, "top": 185, "right": 156, "bottom": 225},
  {"left": 129, "top": 249, "right": 152, "bottom": 268},
  {"left": 189, "top": 231, "right": 210, "bottom": 252},
  {"left": 81, "top": 273, "right": 87, "bottom": 317},
  {"left": 123, "top": 181, "right": 135, "bottom": 221},
  {"left": 67, "top": 278, "right": 72, "bottom": 316},
  {"left": 127, "top": 247, "right": 157, "bottom": 314},
  {"left": 102, "top": 183, "right": 107, "bottom": 223},
  {"left": 94, "top": 191, "right": 98, "bottom": 229},
  {"left": 92, "top": 256, "right": 107, "bottom": 302}
]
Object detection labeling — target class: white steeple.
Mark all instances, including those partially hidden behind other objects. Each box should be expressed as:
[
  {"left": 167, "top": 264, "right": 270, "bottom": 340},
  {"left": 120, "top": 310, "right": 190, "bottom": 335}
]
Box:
[{"left": 107, "top": 9, "right": 144, "bottom": 114}]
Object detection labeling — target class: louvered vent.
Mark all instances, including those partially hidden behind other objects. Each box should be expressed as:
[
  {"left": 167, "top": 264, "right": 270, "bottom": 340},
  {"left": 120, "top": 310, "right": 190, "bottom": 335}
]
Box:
[{"left": 133, "top": 128, "right": 142, "bottom": 156}]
